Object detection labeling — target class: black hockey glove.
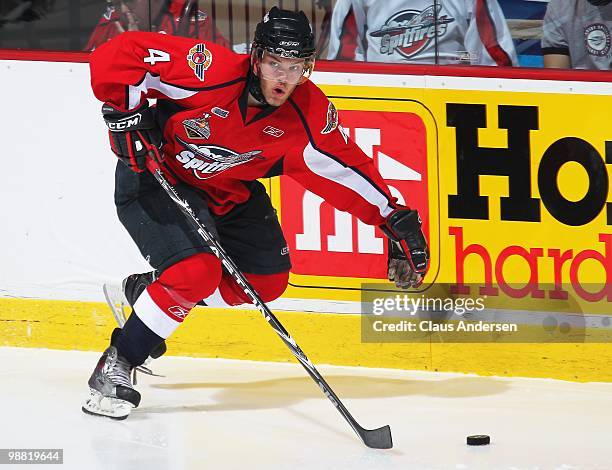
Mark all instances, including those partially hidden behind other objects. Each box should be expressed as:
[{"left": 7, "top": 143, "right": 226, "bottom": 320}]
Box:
[
  {"left": 102, "top": 101, "right": 163, "bottom": 172},
  {"left": 381, "top": 209, "right": 430, "bottom": 289}
]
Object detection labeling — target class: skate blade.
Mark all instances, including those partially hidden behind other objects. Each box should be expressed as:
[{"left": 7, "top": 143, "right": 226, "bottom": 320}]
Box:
[
  {"left": 103, "top": 283, "right": 129, "bottom": 328},
  {"left": 82, "top": 389, "right": 134, "bottom": 420}
]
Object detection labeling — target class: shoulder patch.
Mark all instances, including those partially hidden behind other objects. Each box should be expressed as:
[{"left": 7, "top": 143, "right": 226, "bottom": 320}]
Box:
[
  {"left": 187, "top": 44, "right": 213, "bottom": 81},
  {"left": 321, "top": 101, "right": 339, "bottom": 135}
]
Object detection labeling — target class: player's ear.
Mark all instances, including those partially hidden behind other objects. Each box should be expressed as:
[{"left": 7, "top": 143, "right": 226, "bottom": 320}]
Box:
[{"left": 250, "top": 49, "right": 259, "bottom": 75}]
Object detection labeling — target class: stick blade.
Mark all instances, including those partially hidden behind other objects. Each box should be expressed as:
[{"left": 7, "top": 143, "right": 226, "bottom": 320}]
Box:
[{"left": 360, "top": 425, "right": 393, "bottom": 449}]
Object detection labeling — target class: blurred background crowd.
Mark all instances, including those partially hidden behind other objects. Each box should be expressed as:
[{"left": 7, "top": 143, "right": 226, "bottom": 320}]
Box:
[{"left": 0, "top": 0, "right": 610, "bottom": 70}]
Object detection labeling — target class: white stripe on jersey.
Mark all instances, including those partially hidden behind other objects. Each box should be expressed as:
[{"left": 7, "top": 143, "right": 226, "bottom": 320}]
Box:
[
  {"left": 133, "top": 288, "right": 180, "bottom": 339},
  {"left": 128, "top": 72, "right": 198, "bottom": 109},
  {"left": 303, "top": 142, "right": 393, "bottom": 219}
]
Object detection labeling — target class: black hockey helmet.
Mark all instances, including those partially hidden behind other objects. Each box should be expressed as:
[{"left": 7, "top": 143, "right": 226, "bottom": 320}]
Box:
[
  {"left": 248, "top": 7, "right": 316, "bottom": 104},
  {"left": 252, "top": 6, "right": 316, "bottom": 59}
]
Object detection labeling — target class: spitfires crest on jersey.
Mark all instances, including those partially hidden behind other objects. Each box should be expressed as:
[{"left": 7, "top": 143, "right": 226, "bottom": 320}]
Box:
[
  {"left": 584, "top": 24, "right": 611, "bottom": 57},
  {"left": 183, "top": 114, "right": 211, "bottom": 139},
  {"left": 187, "top": 43, "right": 213, "bottom": 81},
  {"left": 321, "top": 101, "right": 339, "bottom": 134},
  {"left": 370, "top": 5, "right": 454, "bottom": 59},
  {"left": 176, "top": 135, "right": 263, "bottom": 179}
]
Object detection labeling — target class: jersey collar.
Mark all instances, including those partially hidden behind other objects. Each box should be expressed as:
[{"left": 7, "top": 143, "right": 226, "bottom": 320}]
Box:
[{"left": 239, "top": 73, "right": 279, "bottom": 126}]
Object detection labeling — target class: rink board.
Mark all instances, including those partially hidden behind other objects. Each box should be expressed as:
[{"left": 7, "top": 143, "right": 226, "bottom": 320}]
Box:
[
  {"left": 2, "top": 296, "right": 612, "bottom": 383},
  {"left": 0, "top": 57, "right": 611, "bottom": 381}
]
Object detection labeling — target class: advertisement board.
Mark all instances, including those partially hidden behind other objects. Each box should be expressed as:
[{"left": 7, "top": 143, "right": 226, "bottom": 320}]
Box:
[{"left": 278, "top": 79, "right": 611, "bottom": 316}]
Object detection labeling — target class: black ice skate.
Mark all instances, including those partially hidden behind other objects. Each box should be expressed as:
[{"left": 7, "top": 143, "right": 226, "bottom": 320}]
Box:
[
  {"left": 103, "top": 271, "right": 157, "bottom": 328},
  {"left": 103, "top": 272, "right": 167, "bottom": 362},
  {"left": 82, "top": 345, "right": 141, "bottom": 420}
]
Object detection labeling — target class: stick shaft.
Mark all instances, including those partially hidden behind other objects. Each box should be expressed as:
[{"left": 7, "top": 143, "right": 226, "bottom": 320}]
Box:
[{"left": 148, "top": 165, "right": 370, "bottom": 443}]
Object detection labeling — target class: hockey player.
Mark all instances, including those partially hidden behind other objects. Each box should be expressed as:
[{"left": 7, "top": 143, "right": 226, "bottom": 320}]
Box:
[
  {"left": 327, "top": 0, "right": 518, "bottom": 66},
  {"left": 84, "top": 0, "right": 229, "bottom": 51},
  {"left": 82, "top": 7, "right": 430, "bottom": 419}
]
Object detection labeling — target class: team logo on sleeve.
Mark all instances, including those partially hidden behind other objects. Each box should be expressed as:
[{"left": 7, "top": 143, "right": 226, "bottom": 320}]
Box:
[
  {"left": 370, "top": 5, "right": 454, "bottom": 59},
  {"left": 187, "top": 43, "right": 213, "bottom": 81},
  {"left": 175, "top": 135, "right": 263, "bottom": 179},
  {"left": 584, "top": 24, "right": 611, "bottom": 57},
  {"left": 321, "top": 101, "right": 339, "bottom": 134},
  {"left": 183, "top": 113, "right": 211, "bottom": 139}
]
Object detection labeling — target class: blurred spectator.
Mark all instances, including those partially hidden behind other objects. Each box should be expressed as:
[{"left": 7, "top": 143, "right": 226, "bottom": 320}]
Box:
[
  {"left": 0, "top": 0, "right": 54, "bottom": 27},
  {"left": 315, "top": 0, "right": 334, "bottom": 58},
  {"left": 542, "top": 0, "right": 611, "bottom": 70},
  {"left": 327, "top": 0, "right": 518, "bottom": 66},
  {"left": 85, "top": 0, "right": 229, "bottom": 51}
]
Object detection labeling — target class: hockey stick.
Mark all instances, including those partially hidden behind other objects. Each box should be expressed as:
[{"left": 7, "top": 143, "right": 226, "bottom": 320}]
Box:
[{"left": 145, "top": 158, "right": 392, "bottom": 449}]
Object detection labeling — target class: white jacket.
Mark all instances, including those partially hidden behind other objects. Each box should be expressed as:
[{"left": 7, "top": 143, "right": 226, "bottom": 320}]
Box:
[{"left": 327, "top": 0, "right": 518, "bottom": 66}]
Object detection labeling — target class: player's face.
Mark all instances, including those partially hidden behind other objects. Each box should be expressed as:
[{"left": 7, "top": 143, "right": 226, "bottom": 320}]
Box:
[{"left": 256, "top": 53, "right": 304, "bottom": 106}]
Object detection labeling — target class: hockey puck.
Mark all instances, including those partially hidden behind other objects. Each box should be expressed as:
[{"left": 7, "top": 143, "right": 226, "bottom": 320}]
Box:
[{"left": 466, "top": 435, "right": 490, "bottom": 446}]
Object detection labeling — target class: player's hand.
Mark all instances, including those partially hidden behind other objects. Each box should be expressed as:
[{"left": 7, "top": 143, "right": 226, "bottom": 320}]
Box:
[
  {"left": 381, "top": 209, "right": 429, "bottom": 289},
  {"left": 102, "top": 101, "right": 163, "bottom": 173}
]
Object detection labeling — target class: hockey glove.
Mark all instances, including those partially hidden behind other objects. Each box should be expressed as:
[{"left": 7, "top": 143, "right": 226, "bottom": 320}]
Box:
[
  {"left": 102, "top": 101, "right": 163, "bottom": 172},
  {"left": 381, "top": 209, "right": 429, "bottom": 289}
]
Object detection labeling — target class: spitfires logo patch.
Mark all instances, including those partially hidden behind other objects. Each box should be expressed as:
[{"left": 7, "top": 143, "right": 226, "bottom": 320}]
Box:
[
  {"left": 584, "top": 24, "right": 611, "bottom": 57},
  {"left": 187, "top": 43, "right": 213, "bottom": 81},
  {"left": 370, "top": 5, "right": 454, "bottom": 59},
  {"left": 321, "top": 101, "right": 339, "bottom": 134},
  {"left": 183, "top": 113, "right": 211, "bottom": 139},
  {"left": 176, "top": 135, "right": 263, "bottom": 179}
]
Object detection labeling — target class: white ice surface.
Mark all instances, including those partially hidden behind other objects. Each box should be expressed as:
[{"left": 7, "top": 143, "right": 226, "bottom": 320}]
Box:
[{"left": 1, "top": 347, "right": 611, "bottom": 470}]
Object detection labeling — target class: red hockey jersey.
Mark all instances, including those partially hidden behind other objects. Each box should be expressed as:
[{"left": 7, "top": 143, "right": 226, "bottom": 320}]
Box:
[{"left": 90, "top": 32, "right": 399, "bottom": 225}]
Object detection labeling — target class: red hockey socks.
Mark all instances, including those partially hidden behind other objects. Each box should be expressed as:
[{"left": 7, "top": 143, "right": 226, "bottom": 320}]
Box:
[
  {"left": 117, "top": 255, "right": 287, "bottom": 366},
  {"left": 132, "top": 253, "right": 222, "bottom": 338}
]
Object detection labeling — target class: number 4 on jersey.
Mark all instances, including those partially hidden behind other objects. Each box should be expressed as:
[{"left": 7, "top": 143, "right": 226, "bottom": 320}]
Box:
[{"left": 144, "top": 49, "right": 170, "bottom": 65}]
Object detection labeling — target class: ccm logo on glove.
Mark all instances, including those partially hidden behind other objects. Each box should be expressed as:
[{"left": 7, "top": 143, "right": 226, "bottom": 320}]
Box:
[{"left": 105, "top": 113, "right": 143, "bottom": 131}]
